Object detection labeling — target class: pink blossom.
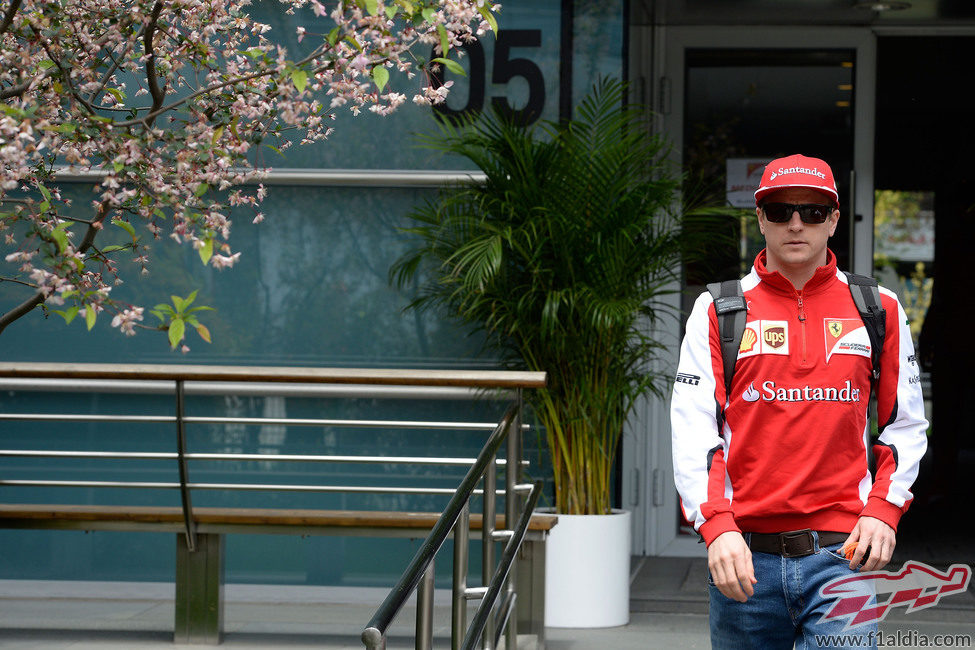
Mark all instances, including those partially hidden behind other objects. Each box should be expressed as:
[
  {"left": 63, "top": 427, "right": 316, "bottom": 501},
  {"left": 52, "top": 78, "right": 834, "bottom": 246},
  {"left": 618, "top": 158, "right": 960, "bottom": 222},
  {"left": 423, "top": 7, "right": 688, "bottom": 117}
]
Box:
[
  {"left": 111, "top": 307, "right": 144, "bottom": 336},
  {"left": 0, "top": 0, "right": 496, "bottom": 343},
  {"left": 210, "top": 253, "right": 242, "bottom": 269}
]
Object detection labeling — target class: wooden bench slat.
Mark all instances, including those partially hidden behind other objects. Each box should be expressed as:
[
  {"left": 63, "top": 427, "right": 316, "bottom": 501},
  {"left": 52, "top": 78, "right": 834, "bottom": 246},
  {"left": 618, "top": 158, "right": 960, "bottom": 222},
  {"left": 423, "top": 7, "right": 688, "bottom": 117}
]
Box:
[{"left": 0, "top": 504, "right": 558, "bottom": 531}]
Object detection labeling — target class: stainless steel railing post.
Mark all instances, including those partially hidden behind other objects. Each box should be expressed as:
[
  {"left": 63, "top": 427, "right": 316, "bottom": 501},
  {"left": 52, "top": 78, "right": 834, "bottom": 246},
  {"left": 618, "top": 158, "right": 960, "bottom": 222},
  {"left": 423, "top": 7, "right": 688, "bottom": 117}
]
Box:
[
  {"left": 504, "top": 392, "right": 523, "bottom": 648},
  {"left": 452, "top": 501, "right": 470, "bottom": 650},
  {"left": 416, "top": 560, "right": 435, "bottom": 650},
  {"left": 481, "top": 459, "right": 497, "bottom": 650}
]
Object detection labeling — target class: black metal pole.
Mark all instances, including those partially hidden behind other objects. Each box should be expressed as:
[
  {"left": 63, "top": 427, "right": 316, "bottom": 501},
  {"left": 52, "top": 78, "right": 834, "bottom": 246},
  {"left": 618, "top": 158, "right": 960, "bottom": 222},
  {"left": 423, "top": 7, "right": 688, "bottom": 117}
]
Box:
[{"left": 175, "top": 380, "right": 197, "bottom": 551}]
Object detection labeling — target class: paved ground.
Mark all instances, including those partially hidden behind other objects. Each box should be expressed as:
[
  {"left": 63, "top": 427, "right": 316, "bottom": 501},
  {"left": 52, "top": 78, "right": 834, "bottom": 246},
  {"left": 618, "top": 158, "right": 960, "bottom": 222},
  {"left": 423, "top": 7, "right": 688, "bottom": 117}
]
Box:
[
  {"left": 0, "top": 579, "right": 712, "bottom": 649},
  {"left": 1, "top": 551, "right": 973, "bottom": 649}
]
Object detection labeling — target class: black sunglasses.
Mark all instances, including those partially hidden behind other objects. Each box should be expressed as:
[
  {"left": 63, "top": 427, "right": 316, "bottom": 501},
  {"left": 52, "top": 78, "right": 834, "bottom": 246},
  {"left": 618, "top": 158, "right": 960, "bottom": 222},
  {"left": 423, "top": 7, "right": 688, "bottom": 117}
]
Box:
[{"left": 761, "top": 202, "right": 835, "bottom": 224}]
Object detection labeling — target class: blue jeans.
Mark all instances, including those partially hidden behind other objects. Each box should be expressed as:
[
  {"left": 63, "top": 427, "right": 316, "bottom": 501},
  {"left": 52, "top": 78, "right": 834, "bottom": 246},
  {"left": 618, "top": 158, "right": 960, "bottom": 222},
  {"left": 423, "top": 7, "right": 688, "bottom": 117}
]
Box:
[{"left": 708, "top": 532, "right": 878, "bottom": 649}]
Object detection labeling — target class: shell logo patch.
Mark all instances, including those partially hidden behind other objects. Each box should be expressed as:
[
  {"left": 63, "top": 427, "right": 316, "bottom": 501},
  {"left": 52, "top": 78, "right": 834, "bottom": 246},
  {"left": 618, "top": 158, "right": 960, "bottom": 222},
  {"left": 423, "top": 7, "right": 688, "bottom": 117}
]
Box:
[
  {"left": 824, "top": 317, "right": 871, "bottom": 362},
  {"left": 737, "top": 320, "right": 789, "bottom": 359},
  {"left": 739, "top": 327, "right": 758, "bottom": 353}
]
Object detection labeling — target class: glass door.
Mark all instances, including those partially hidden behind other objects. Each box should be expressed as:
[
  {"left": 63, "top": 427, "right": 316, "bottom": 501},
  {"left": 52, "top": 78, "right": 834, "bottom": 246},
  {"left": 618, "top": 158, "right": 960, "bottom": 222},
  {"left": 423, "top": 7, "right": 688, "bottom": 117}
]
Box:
[{"left": 642, "top": 26, "right": 876, "bottom": 556}]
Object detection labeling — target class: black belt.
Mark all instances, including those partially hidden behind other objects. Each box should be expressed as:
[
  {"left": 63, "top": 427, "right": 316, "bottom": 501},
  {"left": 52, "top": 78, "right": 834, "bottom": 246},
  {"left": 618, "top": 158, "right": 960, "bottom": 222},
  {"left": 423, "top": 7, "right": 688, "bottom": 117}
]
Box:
[{"left": 747, "top": 529, "right": 848, "bottom": 557}]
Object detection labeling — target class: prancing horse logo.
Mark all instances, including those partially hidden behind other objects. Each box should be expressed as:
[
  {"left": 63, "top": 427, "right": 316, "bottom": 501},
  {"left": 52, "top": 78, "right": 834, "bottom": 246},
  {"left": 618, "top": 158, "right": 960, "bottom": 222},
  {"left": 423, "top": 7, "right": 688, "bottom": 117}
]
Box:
[{"left": 828, "top": 321, "right": 843, "bottom": 338}]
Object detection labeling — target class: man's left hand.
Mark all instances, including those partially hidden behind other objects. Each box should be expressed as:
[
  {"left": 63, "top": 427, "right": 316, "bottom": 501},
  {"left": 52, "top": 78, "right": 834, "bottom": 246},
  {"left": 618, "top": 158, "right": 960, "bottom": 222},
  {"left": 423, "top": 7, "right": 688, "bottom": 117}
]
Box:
[{"left": 842, "top": 516, "right": 896, "bottom": 571}]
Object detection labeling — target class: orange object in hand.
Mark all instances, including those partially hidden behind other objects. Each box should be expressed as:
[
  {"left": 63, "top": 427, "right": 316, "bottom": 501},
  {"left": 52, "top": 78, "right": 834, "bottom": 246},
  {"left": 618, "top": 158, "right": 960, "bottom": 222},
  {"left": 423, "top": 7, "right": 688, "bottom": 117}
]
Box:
[{"left": 841, "top": 542, "right": 857, "bottom": 560}]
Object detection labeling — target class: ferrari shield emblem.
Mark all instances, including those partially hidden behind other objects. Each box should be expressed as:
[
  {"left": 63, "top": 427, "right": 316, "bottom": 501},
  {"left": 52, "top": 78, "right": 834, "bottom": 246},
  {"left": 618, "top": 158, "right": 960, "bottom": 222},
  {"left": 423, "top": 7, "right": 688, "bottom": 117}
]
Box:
[{"left": 828, "top": 321, "right": 843, "bottom": 338}]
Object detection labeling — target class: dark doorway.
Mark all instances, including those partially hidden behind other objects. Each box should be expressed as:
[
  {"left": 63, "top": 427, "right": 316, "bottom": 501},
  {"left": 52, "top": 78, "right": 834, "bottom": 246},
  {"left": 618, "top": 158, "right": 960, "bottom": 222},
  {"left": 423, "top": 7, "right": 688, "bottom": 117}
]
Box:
[{"left": 875, "top": 36, "right": 975, "bottom": 567}]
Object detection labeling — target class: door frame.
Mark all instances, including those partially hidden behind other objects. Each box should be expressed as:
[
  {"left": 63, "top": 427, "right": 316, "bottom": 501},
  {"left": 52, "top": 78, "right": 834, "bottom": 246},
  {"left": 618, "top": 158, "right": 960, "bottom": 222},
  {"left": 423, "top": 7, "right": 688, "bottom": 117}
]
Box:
[{"left": 624, "top": 25, "right": 877, "bottom": 557}]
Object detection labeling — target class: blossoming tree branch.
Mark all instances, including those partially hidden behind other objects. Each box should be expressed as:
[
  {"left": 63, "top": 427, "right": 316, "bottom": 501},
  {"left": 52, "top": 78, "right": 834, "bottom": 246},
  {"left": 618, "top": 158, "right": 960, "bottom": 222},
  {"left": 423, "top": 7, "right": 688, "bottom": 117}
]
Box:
[{"left": 0, "top": 0, "right": 495, "bottom": 348}]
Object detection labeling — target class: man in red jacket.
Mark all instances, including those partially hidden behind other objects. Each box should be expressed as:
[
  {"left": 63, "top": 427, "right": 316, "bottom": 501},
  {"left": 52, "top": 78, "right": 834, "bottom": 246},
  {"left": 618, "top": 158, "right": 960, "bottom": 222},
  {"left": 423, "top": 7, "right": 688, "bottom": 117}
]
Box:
[{"left": 671, "top": 154, "right": 928, "bottom": 649}]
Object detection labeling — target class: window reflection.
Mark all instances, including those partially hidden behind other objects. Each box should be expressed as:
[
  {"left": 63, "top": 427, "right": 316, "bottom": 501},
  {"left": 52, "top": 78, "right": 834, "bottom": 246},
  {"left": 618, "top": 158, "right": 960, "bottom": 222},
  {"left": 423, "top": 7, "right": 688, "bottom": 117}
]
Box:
[{"left": 873, "top": 190, "right": 935, "bottom": 346}]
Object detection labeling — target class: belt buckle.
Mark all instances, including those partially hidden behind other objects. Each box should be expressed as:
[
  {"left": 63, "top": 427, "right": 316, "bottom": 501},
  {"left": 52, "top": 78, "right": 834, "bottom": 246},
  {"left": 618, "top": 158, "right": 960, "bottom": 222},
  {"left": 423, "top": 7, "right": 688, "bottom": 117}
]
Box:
[{"left": 779, "top": 529, "right": 815, "bottom": 557}]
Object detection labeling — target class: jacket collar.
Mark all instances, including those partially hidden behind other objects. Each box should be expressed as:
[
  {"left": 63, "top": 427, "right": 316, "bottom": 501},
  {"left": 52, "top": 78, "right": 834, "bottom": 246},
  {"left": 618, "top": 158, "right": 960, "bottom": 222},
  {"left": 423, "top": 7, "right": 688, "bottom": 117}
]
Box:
[{"left": 753, "top": 248, "right": 837, "bottom": 295}]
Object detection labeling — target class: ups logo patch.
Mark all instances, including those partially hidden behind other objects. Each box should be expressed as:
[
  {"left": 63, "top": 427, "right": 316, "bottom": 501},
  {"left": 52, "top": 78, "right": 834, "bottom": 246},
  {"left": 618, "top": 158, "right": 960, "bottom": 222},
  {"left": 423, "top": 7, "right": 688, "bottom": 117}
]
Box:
[
  {"left": 737, "top": 320, "right": 789, "bottom": 358},
  {"left": 762, "top": 325, "right": 786, "bottom": 349}
]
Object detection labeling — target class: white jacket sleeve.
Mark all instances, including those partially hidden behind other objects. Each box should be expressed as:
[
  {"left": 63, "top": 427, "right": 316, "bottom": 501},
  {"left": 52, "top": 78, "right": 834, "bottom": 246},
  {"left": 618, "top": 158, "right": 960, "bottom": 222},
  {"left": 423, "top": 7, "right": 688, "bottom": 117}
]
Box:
[
  {"left": 670, "top": 291, "right": 737, "bottom": 543},
  {"left": 862, "top": 289, "right": 929, "bottom": 527}
]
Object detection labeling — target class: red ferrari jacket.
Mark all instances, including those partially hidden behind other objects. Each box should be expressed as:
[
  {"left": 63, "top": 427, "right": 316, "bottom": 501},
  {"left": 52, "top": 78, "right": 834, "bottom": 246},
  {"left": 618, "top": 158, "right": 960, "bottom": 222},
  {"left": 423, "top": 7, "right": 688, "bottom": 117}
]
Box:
[{"left": 671, "top": 249, "right": 928, "bottom": 545}]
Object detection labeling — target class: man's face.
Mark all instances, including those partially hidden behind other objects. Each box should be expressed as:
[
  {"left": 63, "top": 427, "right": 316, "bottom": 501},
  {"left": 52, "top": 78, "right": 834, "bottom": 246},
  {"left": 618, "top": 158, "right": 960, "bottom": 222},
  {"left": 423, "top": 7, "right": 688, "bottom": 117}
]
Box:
[{"left": 756, "top": 187, "right": 839, "bottom": 274}]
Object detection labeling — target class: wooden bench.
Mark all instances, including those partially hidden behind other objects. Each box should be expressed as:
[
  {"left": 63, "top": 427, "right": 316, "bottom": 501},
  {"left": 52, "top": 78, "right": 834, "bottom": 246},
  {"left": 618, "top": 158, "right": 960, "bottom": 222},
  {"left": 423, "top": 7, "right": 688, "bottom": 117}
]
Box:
[{"left": 0, "top": 504, "right": 557, "bottom": 645}]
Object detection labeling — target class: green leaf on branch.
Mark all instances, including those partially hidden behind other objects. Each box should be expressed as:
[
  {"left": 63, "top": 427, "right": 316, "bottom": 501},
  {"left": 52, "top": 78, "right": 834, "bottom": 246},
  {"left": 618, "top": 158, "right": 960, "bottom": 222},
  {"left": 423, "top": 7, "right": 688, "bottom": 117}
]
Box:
[
  {"left": 372, "top": 65, "right": 389, "bottom": 91},
  {"left": 478, "top": 5, "right": 498, "bottom": 35},
  {"left": 195, "top": 324, "right": 212, "bottom": 344},
  {"left": 212, "top": 125, "right": 224, "bottom": 144},
  {"left": 112, "top": 219, "right": 137, "bottom": 241},
  {"left": 0, "top": 105, "right": 26, "bottom": 119},
  {"left": 168, "top": 317, "right": 185, "bottom": 349},
  {"left": 437, "top": 23, "right": 449, "bottom": 56},
  {"left": 85, "top": 307, "right": 97, "bottom": 331},
  {"left": 199, "top": 239, "right": 214, "bottom": 265},
  {"left": 171, "top": 294, "right": 186, "bottom": 313},
  {"left": 365, "top": 0, "right": 379, "bottom": 15},
  {"left": 327, "top": 27, "right": 340, "bottom": 46},
  {"left": 385, "top": 4, "right": 398, "bottom": 19},
  {"left": 421, "top": 7, "right": 435, "bottom": 22},
  {"left": 431, "top": 57, "right": 466, "bottom": 76},
  {"left": 51, "top": 223, "right": 71, "bottom": 253},
  {"left": 194, "top": 183, "right": 208, "bottom": 197},
  {"left": 55, "top": 305, "right": 79, "bottom": 325},
  {"left": 152, "top": 303, "right": 175, "bottom": 318},
  {"left": 101, "top": 245, "right": 128, "bottom": 253},
  {"left": 291, "top": 69, "right": 308, "bottom": 93}
]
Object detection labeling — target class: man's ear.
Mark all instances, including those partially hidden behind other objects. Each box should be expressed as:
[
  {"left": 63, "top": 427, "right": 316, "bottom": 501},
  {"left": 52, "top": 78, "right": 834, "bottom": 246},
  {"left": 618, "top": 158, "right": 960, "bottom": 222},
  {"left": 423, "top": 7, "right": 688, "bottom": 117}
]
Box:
[
  {"left": 756, "top": 207, "right": 766, "bottom": 236},
  {"left": 827, "top": 208, "right": 840, "bottom": 237}
]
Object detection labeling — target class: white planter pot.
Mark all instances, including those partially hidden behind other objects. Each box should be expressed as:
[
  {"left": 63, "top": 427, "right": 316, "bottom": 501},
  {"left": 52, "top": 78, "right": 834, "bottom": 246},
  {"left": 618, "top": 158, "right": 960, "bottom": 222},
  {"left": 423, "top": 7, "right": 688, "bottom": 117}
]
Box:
[{"left": 542, "top": 508, "right": 631, "bottom": 628}]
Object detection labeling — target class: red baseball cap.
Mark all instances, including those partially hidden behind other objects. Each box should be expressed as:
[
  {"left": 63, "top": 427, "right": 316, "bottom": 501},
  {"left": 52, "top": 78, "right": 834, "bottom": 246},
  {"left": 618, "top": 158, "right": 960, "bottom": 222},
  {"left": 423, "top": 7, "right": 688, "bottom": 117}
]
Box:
[{"left": 754, "top": 154, "right": 839, "bottom": 207}]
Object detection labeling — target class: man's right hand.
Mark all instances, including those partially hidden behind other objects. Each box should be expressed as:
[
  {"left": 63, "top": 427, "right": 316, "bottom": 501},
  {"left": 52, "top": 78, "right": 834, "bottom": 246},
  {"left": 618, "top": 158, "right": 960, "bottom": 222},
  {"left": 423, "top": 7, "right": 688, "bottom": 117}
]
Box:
[{"left": 707, "top": 531, "right": 757, "bottom": 602}]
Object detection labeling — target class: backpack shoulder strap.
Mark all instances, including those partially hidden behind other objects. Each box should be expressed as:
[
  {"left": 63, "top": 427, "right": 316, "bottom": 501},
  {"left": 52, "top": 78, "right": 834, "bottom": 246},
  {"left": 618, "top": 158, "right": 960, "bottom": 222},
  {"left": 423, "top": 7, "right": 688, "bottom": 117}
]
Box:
[
  {"left": 707, "top": 280, "right": 748, "bottom": 402},
  {"left": 844, "top": 271, "right": 886, "bottom": 385}
]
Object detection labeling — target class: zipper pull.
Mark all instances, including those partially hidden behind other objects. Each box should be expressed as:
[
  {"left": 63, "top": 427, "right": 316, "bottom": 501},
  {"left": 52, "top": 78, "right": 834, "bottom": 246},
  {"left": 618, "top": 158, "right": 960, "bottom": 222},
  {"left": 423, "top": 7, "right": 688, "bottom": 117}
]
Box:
[{"left": 797, "top": 294, "right": 806, "bottom": 322}]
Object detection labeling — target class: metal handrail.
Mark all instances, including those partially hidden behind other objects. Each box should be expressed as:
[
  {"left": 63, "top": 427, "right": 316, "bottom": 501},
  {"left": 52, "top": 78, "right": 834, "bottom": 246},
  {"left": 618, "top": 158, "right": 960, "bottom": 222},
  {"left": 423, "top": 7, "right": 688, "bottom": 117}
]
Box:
[
  {"left": 0, "top": 377, "right": 510, "bottom": 400},
  {"left": 462, "top": 481, "right": 543, "bottom": 650},
  {"left": 0, "top": 479, "right": 521, "bottom": 497},
  {"left": 0, "top": 450, "right": 525, "bottom": 466},
  {"left": 360, "top": 404, "right": 518, "bottom": 650},
  {"left": 0, "top": 412, "right": 526, "bottom": 430}
]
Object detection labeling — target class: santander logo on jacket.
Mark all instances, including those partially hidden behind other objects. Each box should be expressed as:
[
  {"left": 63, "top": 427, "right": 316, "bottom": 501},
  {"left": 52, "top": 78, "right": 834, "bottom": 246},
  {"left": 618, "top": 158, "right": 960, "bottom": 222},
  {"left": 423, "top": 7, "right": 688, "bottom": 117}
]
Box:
[
  {"left": 741, "top": 380, "right": 862, "bottom": 404},
  {"left": 670, "top": 250, "right": 928, "bottom": 546}
]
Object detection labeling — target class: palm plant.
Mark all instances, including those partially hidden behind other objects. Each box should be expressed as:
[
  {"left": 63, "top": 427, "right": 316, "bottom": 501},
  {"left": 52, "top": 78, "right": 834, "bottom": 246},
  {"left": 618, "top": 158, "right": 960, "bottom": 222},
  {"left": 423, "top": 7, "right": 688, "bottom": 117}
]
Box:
[{"left": 392, "top": 78, "right": 700, "bottom": 515}]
